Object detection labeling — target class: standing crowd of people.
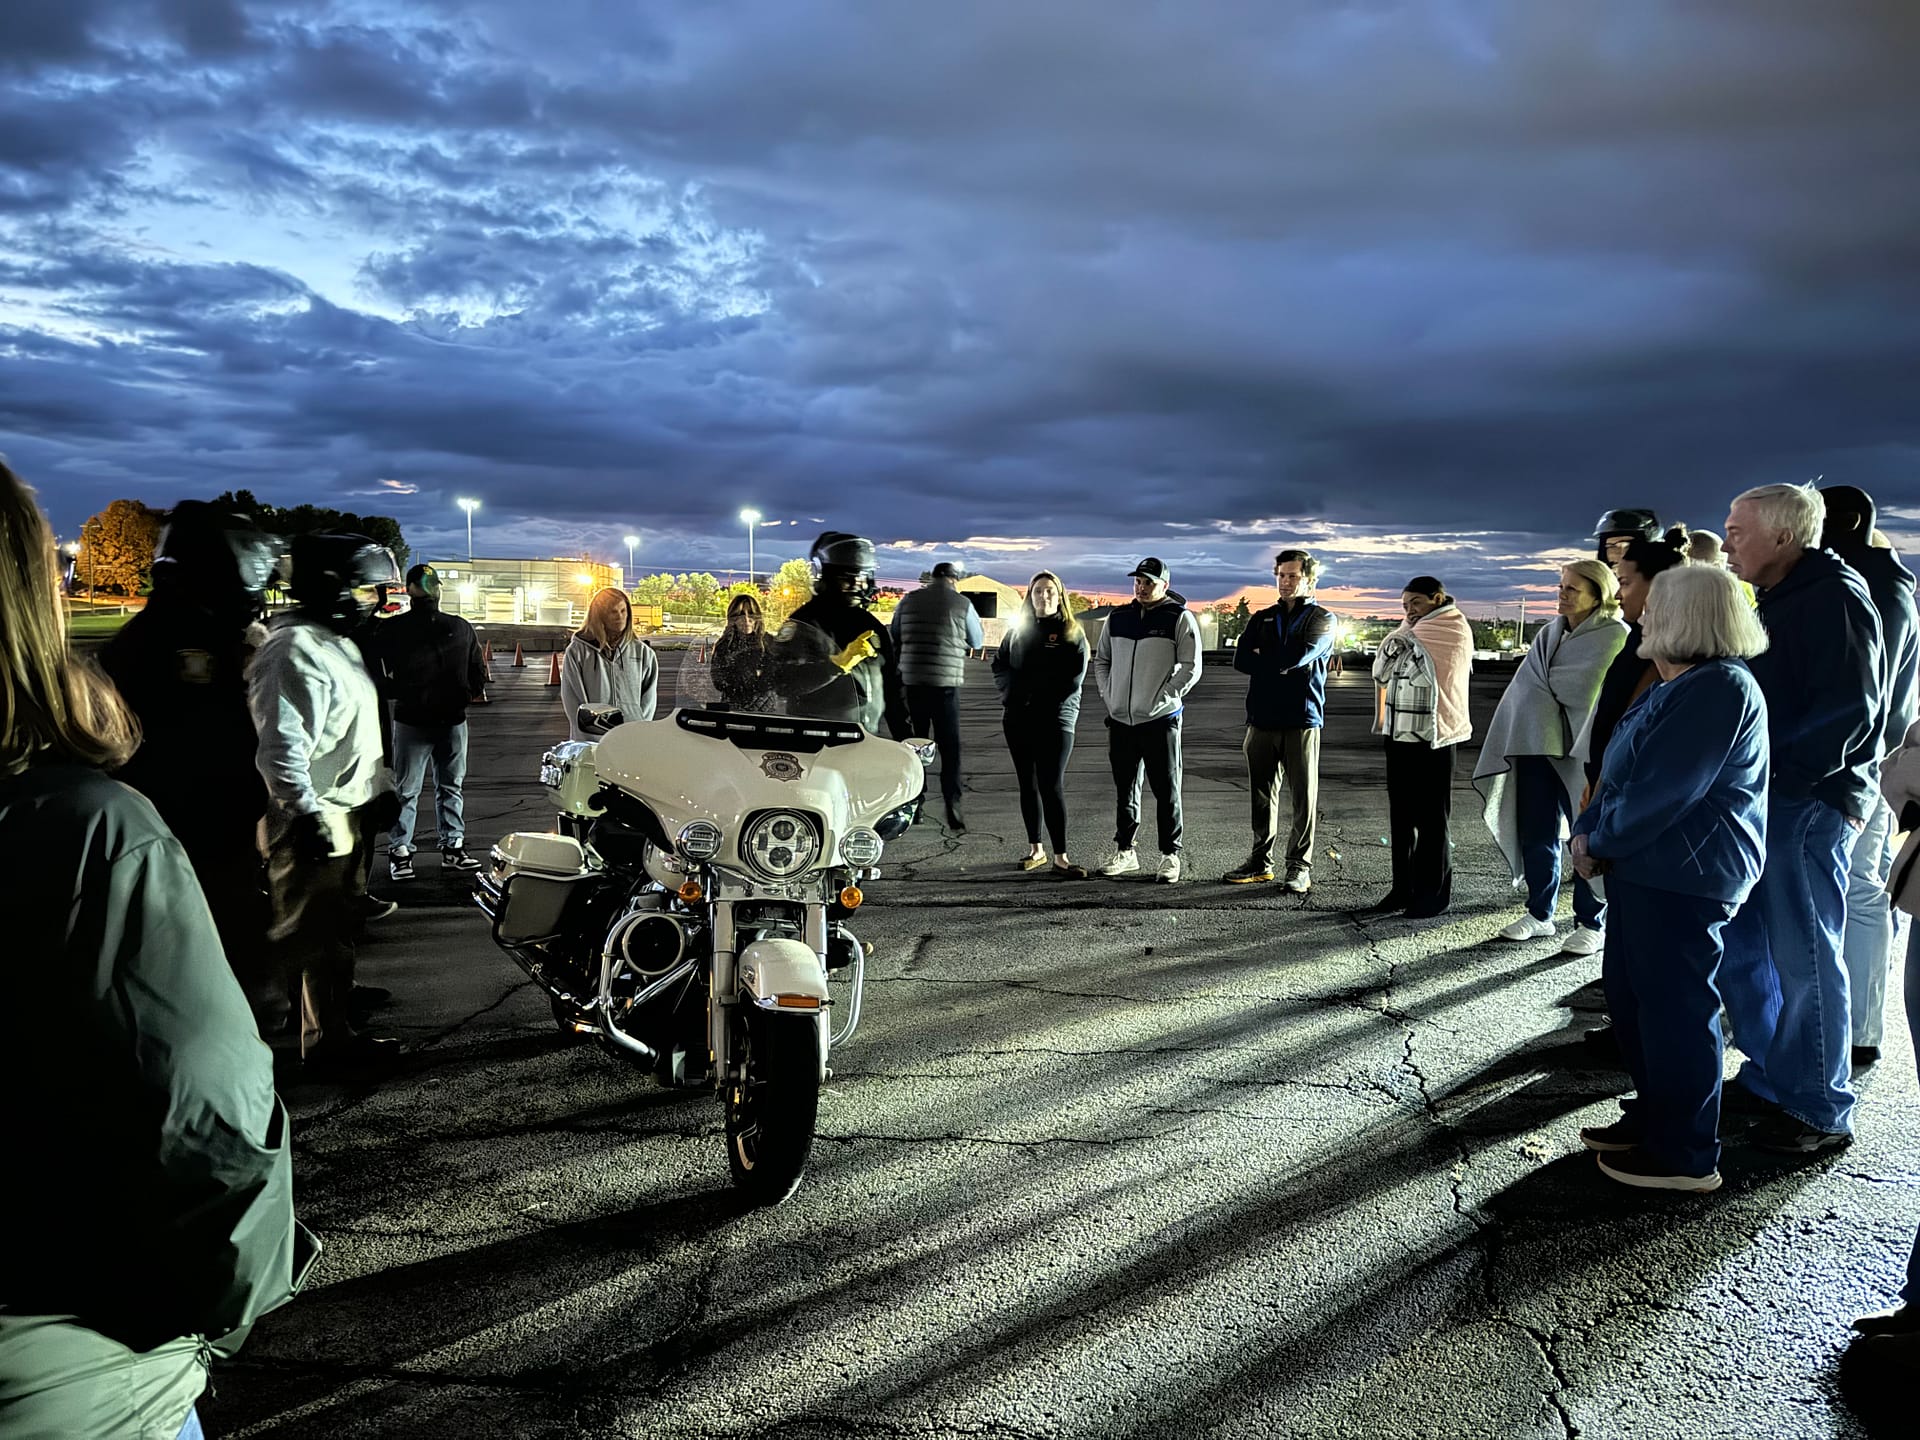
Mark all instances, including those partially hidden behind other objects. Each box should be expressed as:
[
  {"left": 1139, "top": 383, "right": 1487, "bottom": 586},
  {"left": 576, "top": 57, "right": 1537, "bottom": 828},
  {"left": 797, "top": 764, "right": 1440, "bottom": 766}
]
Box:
[{"left": 6, "top": 448, "right": 1919, "bottom": 1430}]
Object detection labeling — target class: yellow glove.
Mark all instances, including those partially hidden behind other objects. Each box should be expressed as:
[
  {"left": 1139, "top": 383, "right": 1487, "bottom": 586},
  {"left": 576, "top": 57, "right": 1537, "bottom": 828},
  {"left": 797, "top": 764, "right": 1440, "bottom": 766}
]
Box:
[{"left": 832, "top": 632, "right": 880, "bottom": 672}]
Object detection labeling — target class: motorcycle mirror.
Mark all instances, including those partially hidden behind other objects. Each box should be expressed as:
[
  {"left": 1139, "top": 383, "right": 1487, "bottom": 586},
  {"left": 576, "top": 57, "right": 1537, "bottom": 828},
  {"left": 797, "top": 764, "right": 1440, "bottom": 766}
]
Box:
[
  {"left": 904, "top": 737, "right": 937, "bottom": 766},
  {"left": 577, "top": 703, "right": 626, "bottom": 734}
]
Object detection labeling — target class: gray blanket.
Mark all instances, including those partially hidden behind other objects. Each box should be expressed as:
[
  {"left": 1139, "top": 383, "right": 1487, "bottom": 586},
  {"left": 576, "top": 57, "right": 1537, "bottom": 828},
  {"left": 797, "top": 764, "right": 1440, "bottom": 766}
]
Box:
[{"left": 1472, "top": 611, "right": 1628, "bottom": 882}]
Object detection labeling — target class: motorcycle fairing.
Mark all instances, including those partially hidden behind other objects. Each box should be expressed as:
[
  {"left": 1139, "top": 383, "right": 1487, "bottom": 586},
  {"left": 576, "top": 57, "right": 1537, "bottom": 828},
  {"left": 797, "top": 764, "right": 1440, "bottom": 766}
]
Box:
[{"left": 592, "top": 708, "right": 923, "bottom": 866}]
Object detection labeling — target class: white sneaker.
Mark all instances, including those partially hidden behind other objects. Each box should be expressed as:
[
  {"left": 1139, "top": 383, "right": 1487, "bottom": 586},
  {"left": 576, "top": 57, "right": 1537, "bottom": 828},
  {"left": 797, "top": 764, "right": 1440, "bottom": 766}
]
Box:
[
  {"left": 1098, "top": 849, "right": 1140, "bottom": 877},
  {"left": 1561, "top": 927, "right": 1605, "bottom": 957},
  {"left": 1156, "top": 853, "right": 1182, "bottom": 884},
  {"left": 1283, "top": 870, "right": 1310, "bottom": 894},
  {"left": 1498, "top": 915, "right": 1556, "bottom": 941}
]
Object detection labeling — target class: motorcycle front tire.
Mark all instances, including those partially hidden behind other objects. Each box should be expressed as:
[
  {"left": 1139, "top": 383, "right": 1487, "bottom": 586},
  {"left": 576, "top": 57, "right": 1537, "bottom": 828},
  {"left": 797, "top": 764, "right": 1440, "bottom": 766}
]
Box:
[{"left": 724, "top": 1013, "right": 822, "bottom": 1206}]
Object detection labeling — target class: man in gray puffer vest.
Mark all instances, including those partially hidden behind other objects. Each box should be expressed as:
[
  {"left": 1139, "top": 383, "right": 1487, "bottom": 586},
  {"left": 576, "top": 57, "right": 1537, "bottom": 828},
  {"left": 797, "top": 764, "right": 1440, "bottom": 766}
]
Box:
[{"left": 891, "top": 561, "right": 985, "bottom": 831}]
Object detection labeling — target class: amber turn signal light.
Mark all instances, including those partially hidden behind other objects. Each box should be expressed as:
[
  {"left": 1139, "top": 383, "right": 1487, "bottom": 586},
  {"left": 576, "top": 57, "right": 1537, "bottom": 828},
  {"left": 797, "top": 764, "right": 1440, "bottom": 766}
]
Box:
[
  {"left": 678, "top": 880, "right": 704, "bottom": 903},
  {"left": 838, "top": 885, "right": 863, "bottom": 910}
]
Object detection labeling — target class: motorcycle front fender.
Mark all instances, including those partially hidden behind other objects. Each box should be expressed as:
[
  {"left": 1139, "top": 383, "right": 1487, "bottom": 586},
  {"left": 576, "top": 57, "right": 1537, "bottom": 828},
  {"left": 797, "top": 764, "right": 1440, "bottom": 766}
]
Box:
[
  {"left": 736, "top": 938, "right": 830, "bottom": 1009},
  {"left": 735, "top": 938, "right": 832, "bottom": 1081}
]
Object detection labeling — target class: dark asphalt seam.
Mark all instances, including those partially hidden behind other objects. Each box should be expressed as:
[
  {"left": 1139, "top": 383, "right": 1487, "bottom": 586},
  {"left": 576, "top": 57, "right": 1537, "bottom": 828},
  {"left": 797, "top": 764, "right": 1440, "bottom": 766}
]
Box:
[
  {"left": 813, "top": 1128, "right": 1170, "bottom": 1150},
  {"left": 411, "top": 979, "right": 539, "bottom": 1050}
]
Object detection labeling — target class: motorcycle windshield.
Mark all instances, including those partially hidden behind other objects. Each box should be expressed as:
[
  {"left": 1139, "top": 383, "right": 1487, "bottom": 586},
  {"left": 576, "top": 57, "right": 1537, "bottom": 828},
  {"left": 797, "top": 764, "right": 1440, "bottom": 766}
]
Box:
[{"left": 592, "top": 709, "right": 922, "bottom": 866}]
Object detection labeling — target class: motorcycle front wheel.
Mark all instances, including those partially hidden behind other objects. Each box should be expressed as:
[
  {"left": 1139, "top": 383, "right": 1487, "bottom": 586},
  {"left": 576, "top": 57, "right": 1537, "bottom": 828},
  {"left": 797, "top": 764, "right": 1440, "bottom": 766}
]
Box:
[{"left": 724, "top": 1013, "right": 822, "bottom": 1206}]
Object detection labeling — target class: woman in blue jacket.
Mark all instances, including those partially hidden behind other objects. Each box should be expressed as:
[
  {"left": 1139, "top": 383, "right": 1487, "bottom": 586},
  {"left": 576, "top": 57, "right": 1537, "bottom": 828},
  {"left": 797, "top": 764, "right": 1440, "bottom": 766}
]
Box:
[{"left": 1571, "top": 564, "right": 1771, "bottom": 1192}]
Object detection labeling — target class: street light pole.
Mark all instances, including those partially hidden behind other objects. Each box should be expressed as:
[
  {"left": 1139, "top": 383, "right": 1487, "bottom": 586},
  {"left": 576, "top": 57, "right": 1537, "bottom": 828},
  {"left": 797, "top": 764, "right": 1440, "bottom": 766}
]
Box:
[
  {"left": 457, "top": 497, "right": 480, "bottom": 563},
  {"left": 739, "top": 508, "right": 761, "bottom": 587},
  {"left": 623, "top": 533, "right": 639, "bottom": 586}
]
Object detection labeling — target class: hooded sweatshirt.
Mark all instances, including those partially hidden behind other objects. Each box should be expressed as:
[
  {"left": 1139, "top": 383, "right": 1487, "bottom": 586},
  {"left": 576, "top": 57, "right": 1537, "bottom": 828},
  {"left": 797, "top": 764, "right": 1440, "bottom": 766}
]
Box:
[
  {"left": 559, "top": 633, "right": 659, "bottom": 741},
  {"left": 1095, "top": 592, "right": 1202, "bottom": 726},
  {"left": 1830, "top": 541, "right": 1919, "bottom": 756}
]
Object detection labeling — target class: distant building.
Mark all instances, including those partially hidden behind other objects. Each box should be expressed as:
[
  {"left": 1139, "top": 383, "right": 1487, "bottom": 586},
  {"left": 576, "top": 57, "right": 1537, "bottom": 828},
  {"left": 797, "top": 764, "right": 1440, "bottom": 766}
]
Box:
[{"left": 430, "top": 556, "right": 624, "bottom": 627}]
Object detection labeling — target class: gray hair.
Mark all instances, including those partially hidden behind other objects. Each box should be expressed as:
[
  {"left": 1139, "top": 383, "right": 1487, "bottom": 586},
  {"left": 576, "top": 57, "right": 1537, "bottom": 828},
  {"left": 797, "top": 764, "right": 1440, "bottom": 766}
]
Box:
[
  {"left": 1639, "top": 564, "right": 1770, "bottom": 665},
  {"left": 1732, "top": 483, "right": 1825, "bottom": 550}
]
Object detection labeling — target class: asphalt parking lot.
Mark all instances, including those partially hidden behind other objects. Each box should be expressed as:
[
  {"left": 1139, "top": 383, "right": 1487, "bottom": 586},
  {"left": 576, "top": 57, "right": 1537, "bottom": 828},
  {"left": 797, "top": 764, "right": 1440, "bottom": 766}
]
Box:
[{"left": 203, "top": 648, "right": 1917, "bottom": 1439}]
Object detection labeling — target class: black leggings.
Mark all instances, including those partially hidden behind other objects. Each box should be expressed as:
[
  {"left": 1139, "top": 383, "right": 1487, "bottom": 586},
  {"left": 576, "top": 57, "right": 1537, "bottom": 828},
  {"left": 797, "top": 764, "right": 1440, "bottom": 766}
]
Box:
[{"left": 1005, "top": 714, "right": 1075, "bottom": 853}]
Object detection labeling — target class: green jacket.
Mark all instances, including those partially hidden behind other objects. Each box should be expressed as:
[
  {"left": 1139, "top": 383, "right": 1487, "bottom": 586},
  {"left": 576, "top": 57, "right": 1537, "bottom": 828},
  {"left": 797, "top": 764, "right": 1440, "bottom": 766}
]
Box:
[{"left": 0, "top": 764, "right": 309, "bottom": 1437}]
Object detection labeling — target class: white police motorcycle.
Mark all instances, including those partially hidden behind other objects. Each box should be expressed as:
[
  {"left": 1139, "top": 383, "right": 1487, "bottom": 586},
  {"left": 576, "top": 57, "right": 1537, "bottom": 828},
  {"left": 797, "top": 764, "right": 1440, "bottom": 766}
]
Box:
[{"left": 476, "top": 704, "right": 925, "bottom": 1205}]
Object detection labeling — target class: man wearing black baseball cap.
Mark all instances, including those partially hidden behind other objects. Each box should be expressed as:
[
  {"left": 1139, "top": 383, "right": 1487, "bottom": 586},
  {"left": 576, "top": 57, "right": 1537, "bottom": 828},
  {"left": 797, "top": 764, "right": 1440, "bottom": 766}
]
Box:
[
  {"left": 1093, "top": 557, "right": 1202, "bottom": 883},
  {"left": 363, "top": 563, "right": 490, "bottom": 882}
]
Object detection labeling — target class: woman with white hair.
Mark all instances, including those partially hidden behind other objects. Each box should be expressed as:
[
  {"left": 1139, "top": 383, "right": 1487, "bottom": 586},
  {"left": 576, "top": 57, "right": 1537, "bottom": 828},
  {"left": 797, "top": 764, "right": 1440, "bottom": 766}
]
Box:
[
  {"left": 1473, "top": 558, "right": 1629, "bottom": 950},
  {"left": 1570, "top": 564, "right": 1770, "bottom": 1191}
]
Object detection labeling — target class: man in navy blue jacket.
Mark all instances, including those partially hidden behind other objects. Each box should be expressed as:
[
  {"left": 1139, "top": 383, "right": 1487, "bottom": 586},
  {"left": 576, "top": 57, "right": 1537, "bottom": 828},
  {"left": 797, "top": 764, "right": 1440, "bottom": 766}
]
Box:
[
  {"left": 1226, "top": 550, "right": 1336, "bottom": 891},
  {"left": 1722, "top": 482, "right": 1885, "bottom": 1153}
]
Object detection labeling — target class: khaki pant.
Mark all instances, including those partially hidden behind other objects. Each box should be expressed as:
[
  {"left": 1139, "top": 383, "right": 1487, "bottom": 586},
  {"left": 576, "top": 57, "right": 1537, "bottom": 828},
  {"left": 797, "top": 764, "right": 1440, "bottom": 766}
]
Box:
[
  {"left": 265, "top": 822, "right": 370, "bottom": 1058},
  {"left": 1244, "top": 726, "right": 1319, "bottom": 875}
]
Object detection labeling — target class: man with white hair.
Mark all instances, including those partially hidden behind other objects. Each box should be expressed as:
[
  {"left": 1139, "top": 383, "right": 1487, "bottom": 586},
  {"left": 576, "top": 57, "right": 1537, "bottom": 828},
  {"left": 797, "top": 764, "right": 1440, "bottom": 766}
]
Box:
[{"left": 1720, "top": 482, "right": 1884, "bottom": 1153}]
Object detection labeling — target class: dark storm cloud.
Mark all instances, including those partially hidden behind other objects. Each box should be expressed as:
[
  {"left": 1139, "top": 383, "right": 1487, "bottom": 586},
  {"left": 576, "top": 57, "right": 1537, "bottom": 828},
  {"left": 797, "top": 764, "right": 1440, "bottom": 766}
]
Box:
[{"left": 4, "top": 0, "right": 1919, "bottom": 603}]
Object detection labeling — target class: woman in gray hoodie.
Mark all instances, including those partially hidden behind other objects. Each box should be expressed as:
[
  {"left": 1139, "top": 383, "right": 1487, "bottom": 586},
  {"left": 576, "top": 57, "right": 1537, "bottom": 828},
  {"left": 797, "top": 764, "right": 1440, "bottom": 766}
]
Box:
[{"left": 560, "top": 587, "right": 659, "bottom": 740}]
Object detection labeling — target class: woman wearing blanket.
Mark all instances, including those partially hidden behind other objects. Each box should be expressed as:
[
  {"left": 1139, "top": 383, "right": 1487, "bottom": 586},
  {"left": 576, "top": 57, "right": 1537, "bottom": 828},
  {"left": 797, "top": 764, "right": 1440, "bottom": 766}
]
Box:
[{"left": 1473, "top": 558, "right": 1628, "bottom": 953}]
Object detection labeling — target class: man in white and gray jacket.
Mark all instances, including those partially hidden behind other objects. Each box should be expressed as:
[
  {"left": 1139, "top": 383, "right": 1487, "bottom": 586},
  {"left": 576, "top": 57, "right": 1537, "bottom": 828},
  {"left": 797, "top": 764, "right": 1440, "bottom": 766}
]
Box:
[
  {"left": 1094, "top": 557, "right": 1202, "bottom": 882},
  {"left": 249, "top": 533, "right": 401, "bottom": 1074}
]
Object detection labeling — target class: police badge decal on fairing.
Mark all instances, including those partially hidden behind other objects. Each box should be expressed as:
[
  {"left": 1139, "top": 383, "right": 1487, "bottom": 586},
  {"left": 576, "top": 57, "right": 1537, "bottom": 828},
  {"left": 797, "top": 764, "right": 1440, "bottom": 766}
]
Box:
[{"left": 761, "top": 752, "right": 804, "bottom": 782}]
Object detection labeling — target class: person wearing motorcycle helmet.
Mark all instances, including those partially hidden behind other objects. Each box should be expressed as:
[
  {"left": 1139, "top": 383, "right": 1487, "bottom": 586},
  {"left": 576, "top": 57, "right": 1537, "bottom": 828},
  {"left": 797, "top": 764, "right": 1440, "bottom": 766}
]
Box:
[
  {"left": 247, "top": 533, "right": 404, "bottom": 1073},
  {"left": 100, "top": 502, "right": 286, "bottom": 1022},
  {"left": 1591, "top": 508, "right": 1662, "bottom": 564},
  {"left": 771, "top": 531, "right": 909, "bottom": 738}
]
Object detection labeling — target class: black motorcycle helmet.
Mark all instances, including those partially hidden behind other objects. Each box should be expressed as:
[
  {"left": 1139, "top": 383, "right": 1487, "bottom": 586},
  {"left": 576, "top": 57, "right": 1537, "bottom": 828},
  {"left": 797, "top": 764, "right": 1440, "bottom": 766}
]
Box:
[
  {"left": 1590, "top": 508, "right": 1661, "bottom": 561},
  {"left": 151, "top": 501, "right": 284, "bottom": 623},
  {"left": 809, "top": 530, "right": 878, "bottom": 606},
  {"left": 288, "top": 532, "right": 403, "bottom": 632}
]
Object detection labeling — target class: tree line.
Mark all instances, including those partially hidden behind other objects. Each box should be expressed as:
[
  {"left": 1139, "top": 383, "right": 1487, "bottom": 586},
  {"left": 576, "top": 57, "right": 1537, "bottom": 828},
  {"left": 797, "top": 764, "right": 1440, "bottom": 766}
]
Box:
[{"left": 68, "top": 491, "right": 408, "bottom": 597}]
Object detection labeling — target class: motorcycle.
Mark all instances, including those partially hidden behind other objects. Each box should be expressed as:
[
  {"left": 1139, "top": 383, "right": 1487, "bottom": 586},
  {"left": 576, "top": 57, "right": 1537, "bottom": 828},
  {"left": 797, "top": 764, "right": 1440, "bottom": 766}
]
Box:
[{"left": 475, "top": 703, "right": 926, "bottom": 1205}]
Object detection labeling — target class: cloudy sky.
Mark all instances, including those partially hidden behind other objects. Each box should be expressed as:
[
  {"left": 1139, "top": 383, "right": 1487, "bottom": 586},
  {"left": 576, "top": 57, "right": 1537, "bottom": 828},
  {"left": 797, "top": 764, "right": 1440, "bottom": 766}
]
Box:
[{"left": 5, "top": 1, "right": 1918, "bottom": 611}]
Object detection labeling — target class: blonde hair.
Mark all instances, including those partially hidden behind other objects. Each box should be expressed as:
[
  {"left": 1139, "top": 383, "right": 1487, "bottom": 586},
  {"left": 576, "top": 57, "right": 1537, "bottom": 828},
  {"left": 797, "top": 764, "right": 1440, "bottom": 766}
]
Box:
[
  {"left": 579, "top": 586, "right": 635, "bottom": 653},
  {"left": 1640, "top": 564, "right": 1770, "bottom": 664},
  {"left": 1560, "top": 558, "right": 1621, "bottom": 619},
  {"left": 1686, "top": 530, "right": 1726, "bottom": 566},
  {"left": 1, "top": 461, "right": 139, "bottom": 775},
  {"left": 1021, "top": 570, "right": 1083, "bottom": 643}
]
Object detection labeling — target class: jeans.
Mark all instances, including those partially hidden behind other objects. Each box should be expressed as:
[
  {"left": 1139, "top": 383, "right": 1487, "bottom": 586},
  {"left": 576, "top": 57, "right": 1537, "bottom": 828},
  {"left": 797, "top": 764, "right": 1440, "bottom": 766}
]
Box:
[
  {"left": 905, "top": 685, "right": 963, "bottom": 807},
  {"left": 1603, "top": 876, "right": 1737, "bottom": 1176},
  {"left": 1842, "top": 793, "right": 1907, "bottom": 1047},
  {"left": 1005, "top": 713, "right": 1075, "bottom": 853},
  {"left": 1244, "top": 726, "right": 1319, "bottom": 874},
  {"left": 390, "top": 720, "right": 470, "bottom": 853},
  {"left": 1721, "top": 792, "right": 1860, "bottom": 1134},
  {"left": 1109, "top": 714, "right": 1183, "bottom": 854},
  {"left": 1385, "top": 740, "right": 1455, "bottom": 909},
  {"left": 1511, "top": 756, "right": 1605, "bottom": 930},
  {"left": 1905, "top": 920, "right": 1920, "bottom": 1303}
]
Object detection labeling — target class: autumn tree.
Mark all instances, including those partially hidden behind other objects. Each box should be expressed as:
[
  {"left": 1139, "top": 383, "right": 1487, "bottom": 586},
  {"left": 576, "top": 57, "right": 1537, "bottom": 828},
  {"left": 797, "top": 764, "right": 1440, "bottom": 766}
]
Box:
[
  {"left": 1066, "top": 591, "right": 1095, "bottom": 615},
  {"left": 765, "top": 558, "right": 817, "bottom": 627},
  {"left": 76, "top": 500, "right": 162, "bottom": 596}
]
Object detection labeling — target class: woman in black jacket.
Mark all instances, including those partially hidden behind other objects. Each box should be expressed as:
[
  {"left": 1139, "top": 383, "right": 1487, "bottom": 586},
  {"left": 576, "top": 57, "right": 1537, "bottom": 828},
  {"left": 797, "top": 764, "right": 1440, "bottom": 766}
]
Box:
[
  {"left": 993, "top": 571, "right": 1090, "bottom": 878},
  {"left": 711, "top": 592, "right": 777, "bottom": 711}
]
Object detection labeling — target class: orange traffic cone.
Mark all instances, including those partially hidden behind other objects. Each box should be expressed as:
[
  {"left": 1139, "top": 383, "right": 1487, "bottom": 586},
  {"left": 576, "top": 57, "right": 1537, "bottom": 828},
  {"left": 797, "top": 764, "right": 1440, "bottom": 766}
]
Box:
[
  {"left": 545, "top": 653, "right": 562, "bottom": 686},
  {"left": 512, "top": 643, "right": 526, "bottom": 668}
]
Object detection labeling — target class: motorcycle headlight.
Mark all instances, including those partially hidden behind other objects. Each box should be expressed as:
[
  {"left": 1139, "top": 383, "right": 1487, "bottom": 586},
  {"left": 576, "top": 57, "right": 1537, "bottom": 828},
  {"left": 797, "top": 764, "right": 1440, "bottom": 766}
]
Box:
[
  {"left": 744, "top": 810, "right": 820, "bottom": 879},
  {"left": 840, "top": 827, "right": 883, "bottom": 867},
  {"left": 677, "top": 820, "right": 723, "bottom": 862}
]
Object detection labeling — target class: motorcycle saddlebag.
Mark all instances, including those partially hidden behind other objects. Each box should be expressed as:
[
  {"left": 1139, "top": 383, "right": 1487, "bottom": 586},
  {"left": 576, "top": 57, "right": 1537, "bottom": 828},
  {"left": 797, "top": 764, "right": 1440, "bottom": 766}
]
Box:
[{"left": 479, "top": 833, "right": 600, "bottom": 946}]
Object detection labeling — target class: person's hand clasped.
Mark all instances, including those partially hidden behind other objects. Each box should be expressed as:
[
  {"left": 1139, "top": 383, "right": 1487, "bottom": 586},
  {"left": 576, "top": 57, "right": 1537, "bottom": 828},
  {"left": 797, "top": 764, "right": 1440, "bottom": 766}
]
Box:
[
  {"left": 1570, "top": 833, "right": 1601, "bottom": 880},
  {"left": 832, "top": 633, "right": 879, "bottom": 673}
]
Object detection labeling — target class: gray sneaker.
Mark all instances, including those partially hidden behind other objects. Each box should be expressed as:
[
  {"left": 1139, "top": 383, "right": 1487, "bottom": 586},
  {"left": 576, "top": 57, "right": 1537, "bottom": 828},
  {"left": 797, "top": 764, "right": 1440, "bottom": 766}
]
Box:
[{"left": 1283, "top": 870, "right": 1310, "bottom": 894}]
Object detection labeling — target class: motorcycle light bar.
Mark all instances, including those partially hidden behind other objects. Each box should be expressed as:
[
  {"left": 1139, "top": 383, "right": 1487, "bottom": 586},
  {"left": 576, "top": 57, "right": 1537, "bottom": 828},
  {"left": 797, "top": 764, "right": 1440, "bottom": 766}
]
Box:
[{"left": 677, "top": 709, "right": 865, "bottom": 753}]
